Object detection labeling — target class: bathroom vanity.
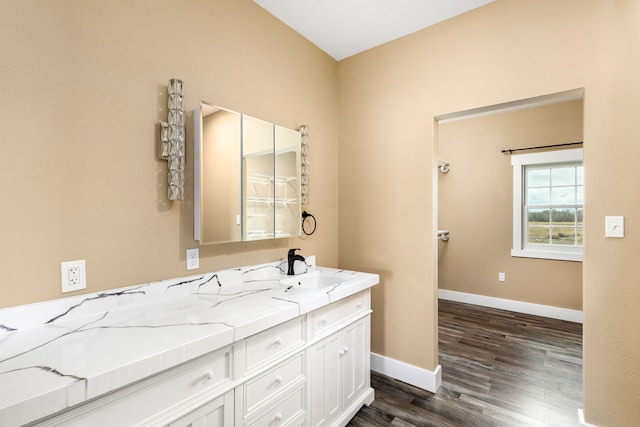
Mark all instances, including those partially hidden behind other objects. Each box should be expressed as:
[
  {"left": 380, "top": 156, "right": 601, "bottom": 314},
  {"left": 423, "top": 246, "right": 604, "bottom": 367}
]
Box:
[{"left": 0, "top": 258, "right": 378, "bottom": 426}]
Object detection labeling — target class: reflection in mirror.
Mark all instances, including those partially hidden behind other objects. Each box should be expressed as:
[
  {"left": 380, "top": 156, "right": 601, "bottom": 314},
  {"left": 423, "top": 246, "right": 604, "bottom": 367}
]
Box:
[
  {"left": 243, "top": 115, "right": 275, "bottom": 240},
  {"left": 194, "top": 101, "right": 302, "bottom": 244},
  {"left": 275, "top": 125, "right": 301, "bottom": 237},
  {"left": 194, "top": 103, "right": 242, "bottom": 244}
]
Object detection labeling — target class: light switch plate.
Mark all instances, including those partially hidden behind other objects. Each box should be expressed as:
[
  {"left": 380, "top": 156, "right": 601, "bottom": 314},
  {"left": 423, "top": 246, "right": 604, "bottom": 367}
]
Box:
[{"left": 605, "top": 216, "right": 624, "bottom": 238}]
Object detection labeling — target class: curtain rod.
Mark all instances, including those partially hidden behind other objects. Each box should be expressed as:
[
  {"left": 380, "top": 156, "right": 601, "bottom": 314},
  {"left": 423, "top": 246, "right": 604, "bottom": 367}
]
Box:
[{"left": 501, "top": 141, "right": 583, "bottom": 154}]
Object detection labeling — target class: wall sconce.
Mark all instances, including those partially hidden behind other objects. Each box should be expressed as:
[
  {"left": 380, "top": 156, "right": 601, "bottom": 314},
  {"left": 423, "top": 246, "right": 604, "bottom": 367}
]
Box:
[
  {"left": 299, "top": 125, "right": 309, "bottom": 205},
  {"left": 159, "top": 79, "right": 185, "bottom": 201}
]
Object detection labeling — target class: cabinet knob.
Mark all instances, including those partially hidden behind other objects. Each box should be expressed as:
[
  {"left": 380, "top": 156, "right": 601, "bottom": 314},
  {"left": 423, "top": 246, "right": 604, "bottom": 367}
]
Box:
[
  {"left": 339, "top": 349, "right": 345, "bottom": 356},
  {"left": 319, "top": 318, "right": 327, "bottom": 325},
  {"left": 203, "top": 370, "right": 214, "bottom": 381},
  {"left": 275, "top": 375, "right": 283, "bottom": 384},
  {"left": 357, "top": 302, "right": 363, "bottom": 308},
  {"left": 275, "top": 338, "right": 282, "bottom": 346},
  {"left": 275, "top": 412, "right": 283, "bottom": 421},
  {"left": 343, "top": 347, "right": 349, "bottom": 354}
]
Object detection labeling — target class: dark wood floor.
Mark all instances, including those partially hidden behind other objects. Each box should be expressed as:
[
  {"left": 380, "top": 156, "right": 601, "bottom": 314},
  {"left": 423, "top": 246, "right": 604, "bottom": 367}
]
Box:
[{"left": 348, "top": 300, "right": 583, "bottom": 427}]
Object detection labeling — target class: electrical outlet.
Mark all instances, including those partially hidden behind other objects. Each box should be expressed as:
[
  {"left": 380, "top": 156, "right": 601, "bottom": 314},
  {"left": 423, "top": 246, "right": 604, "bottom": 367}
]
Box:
[
  {"left": 68, "top": 267, "right": 80, "bottom": 285},
  {"left": 186, "top": 248, "right": 199, "bottom": 270},
  {"left": 498, "top": 272, "right": 506, "bottom": 282},
  {"left": 61, "top": 260, "right": 87, "bottom": 293}
]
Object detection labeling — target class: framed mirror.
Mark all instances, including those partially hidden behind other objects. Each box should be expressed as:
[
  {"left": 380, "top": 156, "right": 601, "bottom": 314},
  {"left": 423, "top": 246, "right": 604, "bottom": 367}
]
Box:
[{"left": 194, "top": 101, "right": 301, "bottom": 244}]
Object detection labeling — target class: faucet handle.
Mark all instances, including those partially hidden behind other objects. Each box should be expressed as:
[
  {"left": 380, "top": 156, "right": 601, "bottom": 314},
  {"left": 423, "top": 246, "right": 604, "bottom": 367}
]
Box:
[{"left": 288, "top": 248, "right": 301, "bottom": 257}]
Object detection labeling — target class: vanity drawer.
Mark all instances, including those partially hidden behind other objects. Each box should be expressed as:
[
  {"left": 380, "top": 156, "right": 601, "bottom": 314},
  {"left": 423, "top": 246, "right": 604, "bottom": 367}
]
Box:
[
  {"left": 310, "top": 290, "right": 369, "bottom": 340},
  {"left": 244, "top": 353, "right": 305, "bottom": 415},
  {"left": 245, "top": 385, "right": 305, "bottom": 427},
  {"left": 244, "top": 316, "right": 305, "bottom": 374},
  {"left": 35, "top": 346, "right": 233, "bottom": 427}
]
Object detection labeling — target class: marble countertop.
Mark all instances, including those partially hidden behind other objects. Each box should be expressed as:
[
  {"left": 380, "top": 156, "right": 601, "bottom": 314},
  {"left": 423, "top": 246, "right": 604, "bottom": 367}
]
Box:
[{"left": 0, "top": 257, "right": 378, "bottom": 426}]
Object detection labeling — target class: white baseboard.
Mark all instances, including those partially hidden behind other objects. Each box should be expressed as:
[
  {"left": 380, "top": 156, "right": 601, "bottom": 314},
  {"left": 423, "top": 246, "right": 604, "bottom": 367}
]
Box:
[
  {"left": 578, "top": 409, "right": 598, "bottom": 426},
  {"left": 438, "top": 289, "right": 583, "bottom": 323},
  {"left": 370, "top": 352, "right": 441, "bottom": 393}
]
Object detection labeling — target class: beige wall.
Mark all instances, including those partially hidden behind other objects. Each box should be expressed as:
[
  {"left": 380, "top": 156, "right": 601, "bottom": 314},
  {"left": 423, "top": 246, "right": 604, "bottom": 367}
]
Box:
[
  {"left": 3, "top": 0, "right": 640, "bottom": 425},
  {"left": 338, "top": 1, "right": 640, "bottom": 425},
  {"left": 438, "top": 101, "right": 583, "bottom": 310},
  {"left": 0, "top": 0, "right": 339, "bottom": 308}
]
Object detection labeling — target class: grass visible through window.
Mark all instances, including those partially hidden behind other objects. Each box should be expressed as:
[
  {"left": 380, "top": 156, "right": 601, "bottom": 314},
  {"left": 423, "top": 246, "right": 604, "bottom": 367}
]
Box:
[{"left": 528, "top": 222, "right": 584, "bottom": 246}]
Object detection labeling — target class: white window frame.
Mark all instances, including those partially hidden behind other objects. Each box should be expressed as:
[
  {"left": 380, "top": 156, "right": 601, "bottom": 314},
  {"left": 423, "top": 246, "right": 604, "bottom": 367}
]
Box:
[{"left": 511, "top": 148, "right": 583, "bottom": 262}]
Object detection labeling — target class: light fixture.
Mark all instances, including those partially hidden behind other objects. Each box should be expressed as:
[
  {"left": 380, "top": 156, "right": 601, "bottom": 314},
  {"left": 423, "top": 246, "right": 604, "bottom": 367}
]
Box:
[
  {"left": 159, "top": 79, "right": 185, "bottom": 201},
  {"left": 299, "top": 125, "right": 309, "bottom": 205}
]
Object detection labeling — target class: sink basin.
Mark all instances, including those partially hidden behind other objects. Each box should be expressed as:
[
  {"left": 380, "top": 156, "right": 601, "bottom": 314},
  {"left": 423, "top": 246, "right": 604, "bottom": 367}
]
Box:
[{"left": 280, "top": 270, "right": 349, "bottom": 290}]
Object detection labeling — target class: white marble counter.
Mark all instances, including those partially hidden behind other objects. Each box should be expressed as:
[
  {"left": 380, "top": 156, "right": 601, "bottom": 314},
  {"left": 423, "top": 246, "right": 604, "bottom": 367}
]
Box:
[{"left": 0, "top": 257, "right": 378, "bottom": 426}]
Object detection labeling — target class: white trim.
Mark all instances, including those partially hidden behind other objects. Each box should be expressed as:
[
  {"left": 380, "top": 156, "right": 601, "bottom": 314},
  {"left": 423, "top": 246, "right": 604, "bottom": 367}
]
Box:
[
  {"left": 510, "top": 148, "right": 583, "bottom": 167},
  {"left": 436, "top": 88, "right": 584, "bottom": 124},
  {"left": 370, "top": 353, "right": 441, "bottom": 393},
  {"left": 578, "top": 409, "right": 598, "bottom": 426},
  {"left": 511, "top": 247, "right": 583, "bottom": 262},
  {"left": 438, "top": 289, "right": 583, "bottom": 323}
]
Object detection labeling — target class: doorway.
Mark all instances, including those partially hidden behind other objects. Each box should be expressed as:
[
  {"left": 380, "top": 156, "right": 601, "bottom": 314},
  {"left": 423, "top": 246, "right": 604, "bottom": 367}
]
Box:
[
  {"left": 435, "top": 89, "right": 584, "bottom": 318},
  {"left": 432, "top": 88, "right": 586, "bottom": 421}
]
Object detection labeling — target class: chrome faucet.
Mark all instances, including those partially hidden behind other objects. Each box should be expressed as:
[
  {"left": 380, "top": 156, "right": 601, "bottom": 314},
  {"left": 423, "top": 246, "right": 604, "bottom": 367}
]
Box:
[{"left": 287, "top": 248, "right": 305, "bottom": 276}]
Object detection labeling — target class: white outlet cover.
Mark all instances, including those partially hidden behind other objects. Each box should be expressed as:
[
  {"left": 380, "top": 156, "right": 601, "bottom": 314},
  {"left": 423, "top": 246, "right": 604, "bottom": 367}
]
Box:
[
  {"left": 61, "top": 259, "right": 87, "bottom": 293},
  {"left": 186, "top": 248, "right": 200, "bottom": 270}
]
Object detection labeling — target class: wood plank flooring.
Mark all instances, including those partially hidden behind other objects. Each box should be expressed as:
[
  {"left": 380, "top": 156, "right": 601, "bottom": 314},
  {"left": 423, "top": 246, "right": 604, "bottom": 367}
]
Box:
[{"left": 347, "top": 300, "right": 583, "bottom": 427}]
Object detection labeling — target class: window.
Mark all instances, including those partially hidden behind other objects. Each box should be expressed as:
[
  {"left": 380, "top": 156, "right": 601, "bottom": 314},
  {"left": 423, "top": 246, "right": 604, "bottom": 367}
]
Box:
[{"left": 511, "top": 149, "right": 583, "bottom": 261}]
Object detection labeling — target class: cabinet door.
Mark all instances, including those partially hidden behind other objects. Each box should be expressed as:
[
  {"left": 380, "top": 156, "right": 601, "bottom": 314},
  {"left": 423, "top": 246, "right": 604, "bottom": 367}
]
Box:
[
  {"left": 167, "top": 390, "right": 233, "bottom": 427},
  {"left": 309, "top": 332, "right": 342, "bottom": 427},
  {"left": 342, "top": 317, "right": 370, "bottom": 410}
]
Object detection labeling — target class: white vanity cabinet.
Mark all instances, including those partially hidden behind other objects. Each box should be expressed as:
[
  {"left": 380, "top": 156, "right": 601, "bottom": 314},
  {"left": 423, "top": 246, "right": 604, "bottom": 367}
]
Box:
[
  {"left": 28, "top": 292, "right": 373, "bottom": 427},
  {"left": 307, "top": 290, "right": 373, "bottom": 427},
  {"left": 235, "top": 316, "right": 307, "bottom": 426},
  {"left": 32, "top": 345, "right": 234, "bottom": 427},
  {"left": 167, "top": 391, "right": 234, "bottom": 427}
]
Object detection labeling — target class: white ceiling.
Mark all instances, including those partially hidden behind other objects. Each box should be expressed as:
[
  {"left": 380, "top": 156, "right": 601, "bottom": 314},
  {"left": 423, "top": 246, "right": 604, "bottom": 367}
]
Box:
[{"left": 253, "top": 0, "right": 495, "bottom": 61}]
